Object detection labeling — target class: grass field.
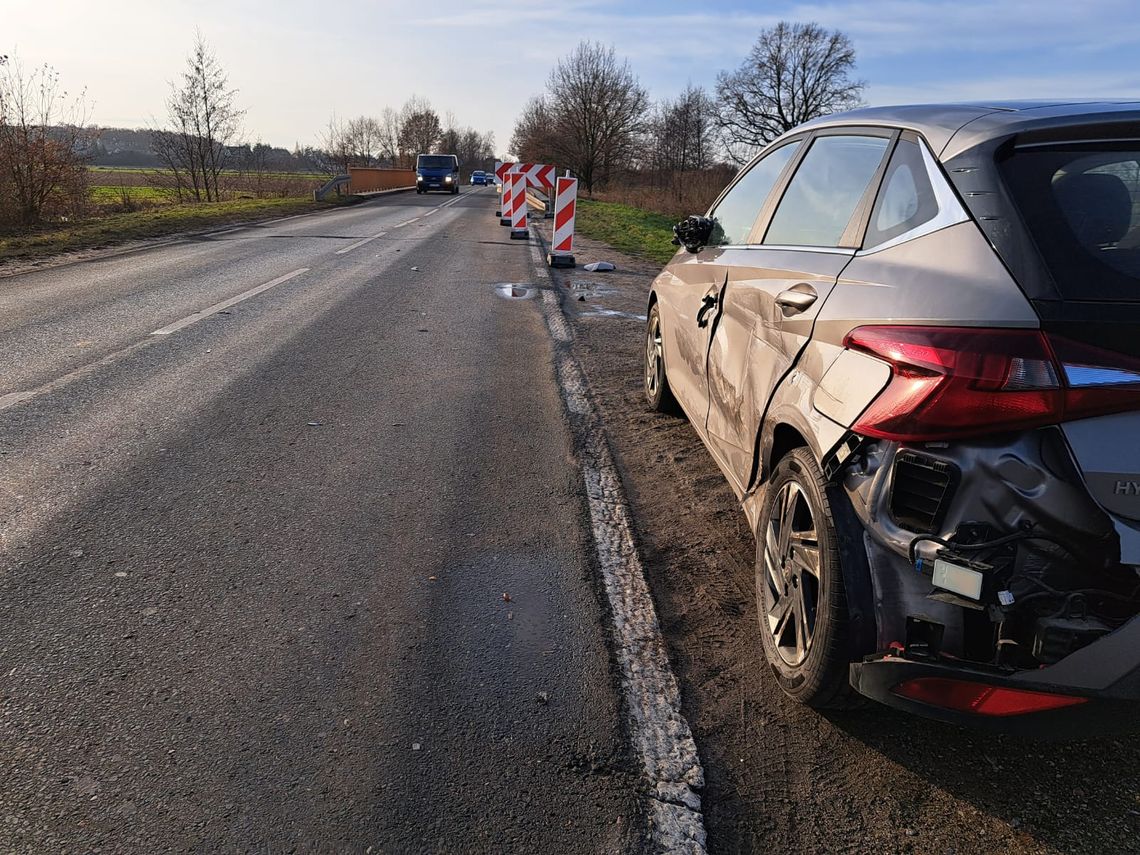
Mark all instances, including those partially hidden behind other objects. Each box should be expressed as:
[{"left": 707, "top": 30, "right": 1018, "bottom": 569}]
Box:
[
  {"left": 0, "top": 197, "right": 350, "bottom": 264},
  {"left": 88, "top": 185, "right": 171, "bottom": 203},
  {"left": 85, "top": 166, "right": 326, "bottom": 206},
  {"left": 88, "top": 165, "right": 326, "bottom": 181},
  {"left": 575, "top": 199, "right": 679, "bottom": 266}
]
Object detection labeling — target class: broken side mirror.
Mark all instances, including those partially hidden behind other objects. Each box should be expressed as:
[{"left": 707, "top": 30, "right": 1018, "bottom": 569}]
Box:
[{"left": 672, "top": 215, "right": 714, "bottom": 254}]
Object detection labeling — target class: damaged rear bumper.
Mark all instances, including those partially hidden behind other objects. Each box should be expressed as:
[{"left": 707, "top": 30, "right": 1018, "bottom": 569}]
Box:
[{"left": 851, "top": 614, "right": 1140, "bottom": 737}]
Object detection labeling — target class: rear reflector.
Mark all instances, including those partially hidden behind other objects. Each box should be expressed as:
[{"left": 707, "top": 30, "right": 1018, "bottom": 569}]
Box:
[
  {"left": 844, "top": 326, "right": 1140, "bottom": 441},
  {"left": 892, "top": 677, "right": 1088, "bottom": 716}
]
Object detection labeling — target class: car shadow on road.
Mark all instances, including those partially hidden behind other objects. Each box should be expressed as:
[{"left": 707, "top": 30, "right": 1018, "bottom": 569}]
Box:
[{"left": 824, "top": 700, "right": 1140, "bottom": 853}]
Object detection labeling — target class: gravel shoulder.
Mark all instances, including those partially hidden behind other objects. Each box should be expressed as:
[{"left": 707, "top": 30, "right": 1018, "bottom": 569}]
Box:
[{"left": 531, "top": 217, "right": 1140, "bottom": 855}]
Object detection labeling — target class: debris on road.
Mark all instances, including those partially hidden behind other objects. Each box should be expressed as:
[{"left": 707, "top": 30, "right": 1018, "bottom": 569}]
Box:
[
  {"left": 501, "top": 592, "right": 512, "bottom": 603},
  {"left": 582, "top": 261, "right": 615, "bottom": 272},
  {"left": 537, "top": 691, "right": 549, "bottom": 705},
  {"left": 306, "top": 421, "right": 323, "bottom": 427}
]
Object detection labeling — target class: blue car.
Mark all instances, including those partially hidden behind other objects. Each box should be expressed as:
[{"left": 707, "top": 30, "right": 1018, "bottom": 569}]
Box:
[{"left": 471, "top": 171, "right": 488, "bottom": 186}]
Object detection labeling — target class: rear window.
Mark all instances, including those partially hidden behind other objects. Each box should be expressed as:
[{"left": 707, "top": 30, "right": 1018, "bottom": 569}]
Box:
[
  {"left": 1001, "top": 145, "right": 1140, "bottom": 301},
  {"left": 418, "top": 155, "right": 456, "bottom": 169}
]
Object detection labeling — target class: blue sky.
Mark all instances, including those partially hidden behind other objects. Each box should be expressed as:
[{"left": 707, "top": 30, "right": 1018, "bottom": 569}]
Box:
[{"left": 9, "top": 0, "right": 1140, "bottom": 156}]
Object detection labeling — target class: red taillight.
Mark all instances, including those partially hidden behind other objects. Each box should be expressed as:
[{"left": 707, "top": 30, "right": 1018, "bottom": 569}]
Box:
[
  {"left": 892, "top": 677, "right": 1087, "bottom": 716},
  {"left": 844, "top": 326, "right": 1140, "bottom": 441}
]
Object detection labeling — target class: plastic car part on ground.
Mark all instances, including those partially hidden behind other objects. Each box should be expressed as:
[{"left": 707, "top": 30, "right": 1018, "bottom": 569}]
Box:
[{"left": 583, "top": 261, "right": 616, "bottom": 272}]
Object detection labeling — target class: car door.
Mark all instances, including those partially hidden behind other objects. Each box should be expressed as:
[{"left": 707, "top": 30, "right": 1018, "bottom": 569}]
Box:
[
  {"left": 655, "top": 139, "right": 803, "bottom": 428},
  {"left": 704, "top": 130, "right": 895, "bottom": 489}
]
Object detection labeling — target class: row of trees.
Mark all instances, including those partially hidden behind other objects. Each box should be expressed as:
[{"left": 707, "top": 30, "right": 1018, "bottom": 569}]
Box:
[
  {"left": 510, "top": 23, "right": 865, "bottom": 199},
  {"left": 320, "top": 98, "right": 496, "bottom": 174}
]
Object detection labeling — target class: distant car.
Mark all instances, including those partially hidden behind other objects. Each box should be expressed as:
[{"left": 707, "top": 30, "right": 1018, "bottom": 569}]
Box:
[
  {"left": 471, "top": 171, "right": 488, "bottom": 186},
  {"left": 646, "top": 101, "right": 1140, "bottom": 736}
]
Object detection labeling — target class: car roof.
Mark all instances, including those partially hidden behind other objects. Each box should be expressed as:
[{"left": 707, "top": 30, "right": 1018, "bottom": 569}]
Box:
[{"left": 792, "top": 101, "right": 1140, "bottom": 160}]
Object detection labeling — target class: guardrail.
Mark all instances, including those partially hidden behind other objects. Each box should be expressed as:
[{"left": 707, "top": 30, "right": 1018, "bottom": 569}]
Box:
[{"left": 313, "top": 174, "right": 350, "bottom": 201}]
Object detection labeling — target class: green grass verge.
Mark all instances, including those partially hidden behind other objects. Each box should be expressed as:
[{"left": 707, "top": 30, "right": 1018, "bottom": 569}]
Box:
[
  {"left": 575, "top": 199, "right": 679, "bottom": 266},
  {"left": 89, "top": 185, "right": 170, "bottom": 202},
  {"left": 0, "top": 197, "right": 348, "bottom": 264}
]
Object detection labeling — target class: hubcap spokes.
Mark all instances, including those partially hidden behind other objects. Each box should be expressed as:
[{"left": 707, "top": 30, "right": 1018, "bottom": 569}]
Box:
[{"left": 763, "top": 482, "right": 821, "bottom": 667}]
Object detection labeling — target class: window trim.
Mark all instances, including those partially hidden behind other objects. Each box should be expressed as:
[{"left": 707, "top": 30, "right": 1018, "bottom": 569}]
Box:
[
  {"left": 757, "top": 126, "right": 898, "bottom": 250},
  {"left": 856, "top": 132, "right": 971, "bottom": 255},
  {"left": 704, "top": 135, "right": 807, "bottom": 248}
]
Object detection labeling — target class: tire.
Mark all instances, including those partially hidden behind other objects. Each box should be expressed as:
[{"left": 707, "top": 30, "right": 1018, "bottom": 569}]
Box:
[
  {"left": 644, "top": 301, "right": 681, "bottom": 415},
  {"left": 756, "top": 447, "right": 858, "bottom": 709}
]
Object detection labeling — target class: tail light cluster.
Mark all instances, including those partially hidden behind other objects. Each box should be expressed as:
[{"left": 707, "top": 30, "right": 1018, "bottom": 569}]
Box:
[{"left": 843, "top": 326, "right": 1140, "bottom": 441}]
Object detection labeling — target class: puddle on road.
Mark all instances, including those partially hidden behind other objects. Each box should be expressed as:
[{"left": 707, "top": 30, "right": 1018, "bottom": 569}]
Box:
[
  {"left": 494, "top": 283, "right": 535, "bottom": 300},
  {"left": 580, "top": 307, "right": 647, "bottom": 322}
]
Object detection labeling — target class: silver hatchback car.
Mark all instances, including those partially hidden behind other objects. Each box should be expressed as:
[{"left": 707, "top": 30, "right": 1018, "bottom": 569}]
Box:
[{"left": 645, "top": 101, "right": 1140, "bottom": 734}]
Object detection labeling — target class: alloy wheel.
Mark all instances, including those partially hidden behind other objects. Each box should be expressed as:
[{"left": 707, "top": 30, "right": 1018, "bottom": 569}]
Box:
[
  {"left": 645, "top": 311, "right": 664, "bottom": 398},
  {"left": 763, "top": 481, "right": 822, "bottom": 667}
]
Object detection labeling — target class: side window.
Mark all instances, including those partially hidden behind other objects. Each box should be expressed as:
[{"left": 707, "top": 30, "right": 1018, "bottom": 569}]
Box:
[
  {"left": 764, "top": 135, "right": 890, "bottom": 247},
  {"left": 709, "top": 141, "right": 801, "bottom": 246},
  {"left": 864, "top": 139, "right": 939, "bottom": 248}
]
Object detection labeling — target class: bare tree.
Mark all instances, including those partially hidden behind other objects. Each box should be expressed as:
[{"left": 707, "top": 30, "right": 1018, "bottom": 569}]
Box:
[
  {"left": 378, "top": 107, "right": 401, "bottom": 165},
  {"left": 510, "top": 96, "right": 557, "bottom": 165},
  {"left": 0, "top": 53, "right": 94, "bottom": 227},
  {"left": 398, "top": 97, "right": 442, "bottom": 162},
  {"left": 527, "top": 42, "right": 648, "bottom": 193},
  {"left": 650, "top": 86, "right": 717, "bottom": 174},
  {"left": 151, "top": 32, "right": 244, "bottom": 201},
  {"left": 318, "top": 113, "right": 352, "bottom": 175},
  {"left": 438, "top": 112, "right": 461, "bottom": 159},
  {"left": 716, "top": 21, "right": 864, "bottom": 162},
  {"left": 345, "top": 115, "right": 382, "bottom": 166}
]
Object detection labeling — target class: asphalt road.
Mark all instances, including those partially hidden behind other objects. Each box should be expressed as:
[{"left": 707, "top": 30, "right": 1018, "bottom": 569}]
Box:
[{"left": 0, "top": 190, "right": 640, "bottom": 852}]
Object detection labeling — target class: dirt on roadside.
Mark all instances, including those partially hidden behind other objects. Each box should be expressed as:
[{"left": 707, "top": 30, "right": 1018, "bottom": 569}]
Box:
[{"left": 531, "top": 218, "right": 1140, "bottom": 855}]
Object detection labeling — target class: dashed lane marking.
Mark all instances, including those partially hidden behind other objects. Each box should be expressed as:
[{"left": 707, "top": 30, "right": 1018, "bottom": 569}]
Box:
[
  {"left": 336, "top": 231, "right": 388, "bottom": 255},
  {"left": 150, "top": 268, "right": 309, "bottom": 335}
]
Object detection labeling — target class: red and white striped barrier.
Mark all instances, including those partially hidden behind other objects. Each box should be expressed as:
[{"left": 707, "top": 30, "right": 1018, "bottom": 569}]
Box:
[
  {"left": 548, "top": 176, "right": 578, "bottom": 268},
  {"left": 498, "top": 168, "right": 515, "bottom": 225},
  {"left": 514, "top": 163, "right": 555, "bottom": 190},
  {"left": 552, "top": 177, "right": 577, "bottom": 253},
  {"left": 495, "top": 161, "right": 554, "bottom": 189},
  {"left": 508, "top": 172, "right": 528, "bottom": 240}
]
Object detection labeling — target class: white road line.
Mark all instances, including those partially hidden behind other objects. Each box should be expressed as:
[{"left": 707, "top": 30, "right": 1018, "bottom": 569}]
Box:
[
  {"left": 393, "top": 217, "right": 420, "bottom": 228},
  {"left": 0, "top": 390, "right": 37, "bottom": 410},
  {"left": 336, "top": 231, "right": 388, "bottom": 255},
  {"left": 527, "top": 231, "right": 708, "bottom": 854},
  {"left": 0, "top": 339, "right": 153, "bottom": 413},
  {"left": 150, "top": 268, "right": 309, "bottom": 335}
]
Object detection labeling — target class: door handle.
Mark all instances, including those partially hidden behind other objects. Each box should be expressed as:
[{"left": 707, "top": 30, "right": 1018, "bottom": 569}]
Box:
[
  {"left": 775, "top": 286, "right": 818, "bottom": 313},
  {"left": 696, "top": 293, "right": 717, "bottom": 328}
]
